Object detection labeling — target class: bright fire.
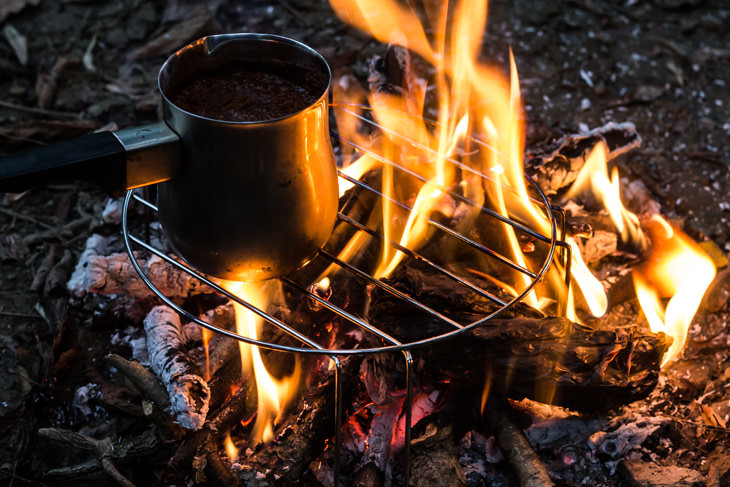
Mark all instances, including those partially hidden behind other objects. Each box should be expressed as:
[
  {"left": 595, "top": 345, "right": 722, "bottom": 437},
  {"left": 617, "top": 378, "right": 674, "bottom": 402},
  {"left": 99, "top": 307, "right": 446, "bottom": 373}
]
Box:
[
  {"left": 223, "top": 280, "right": 301, "bottom": 444},
  {"left": 565, "top": 142, "right": 716, "bottom": 364},
  {"left": 329, "top": 0, "right": 716, "bottom": 366}
]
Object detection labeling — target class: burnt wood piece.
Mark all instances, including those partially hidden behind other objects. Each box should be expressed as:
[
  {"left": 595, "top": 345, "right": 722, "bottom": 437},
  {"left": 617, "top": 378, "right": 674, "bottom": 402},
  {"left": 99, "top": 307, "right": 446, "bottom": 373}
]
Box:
[
  {"left": 237, "top": 356, "right": 358, "bottom": 487},
  {"left": 524, "top": 122, "right": 641, "bottom": 195},
  {"left": 488, "top": 408, "right": 554, "bottom": 487},
  {"left": 145, "top": 305, "right": 210, "bottom": 430},
  {"left": 68, "top": 248, "right": 211, "bottom": 299},
  {"left": 409, "top": 414, "right": 467, "bottom": 487},
  {"left": 366, "top": 260, "right": 669, "bottom": 412},
  {"left": 169, "top": 378, "right": 250, "bottom": 475}
]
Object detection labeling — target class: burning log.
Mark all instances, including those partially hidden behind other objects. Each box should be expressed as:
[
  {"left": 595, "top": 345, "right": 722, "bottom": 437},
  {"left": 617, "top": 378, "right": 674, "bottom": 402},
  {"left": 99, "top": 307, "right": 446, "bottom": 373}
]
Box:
[
  {"left": 169, "top": 379, "right": 250, "bottom": 483},
  {"left": 144, "top": 305, "right": 210, "bottom": 430},
  {"left": 238, "top": 356, "right": 356, "bottom": 487},
  {"left": 367, "top": 260, "right": 670, "bottom": 412},
  {"left": 289, "top": 167, "right": 382, "bottom": 287},
  {"left": 524, "top": 122, "right": 641, "bottom": 195}
]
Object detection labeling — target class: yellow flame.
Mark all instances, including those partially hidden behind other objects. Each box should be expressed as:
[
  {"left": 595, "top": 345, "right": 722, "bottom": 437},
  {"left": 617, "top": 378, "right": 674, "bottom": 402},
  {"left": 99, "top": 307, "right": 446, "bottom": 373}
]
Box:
[
  {"left": 331, "top": 0, "right": 713, "bottom": 370},
  {"left": 567, "top": 143, "right": 716, "bottom": 366},
  {"left": 223, "top": 280, "right": 301, "bottom": 445},
  {"left": 330, "top": 0, "right": 608, "bottom": 320},
  {"left": 565, "top": 141, "right": 645, "bottom": 248},
  {"left": 633, "top": 216, "right": 716, "bottom": 365},
  {"left": 224, "top": 432, "right": 239, "bottom": 462}
]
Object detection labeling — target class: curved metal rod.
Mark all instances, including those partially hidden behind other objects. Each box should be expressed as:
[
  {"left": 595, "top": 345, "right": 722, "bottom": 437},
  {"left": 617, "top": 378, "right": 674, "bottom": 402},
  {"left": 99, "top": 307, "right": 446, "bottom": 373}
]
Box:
[
  {"left": 121, "top": 146, "right": 559, "bottom": 354},
  {"left": 337, "top": 171, "right": 537, "bottom": 279}
]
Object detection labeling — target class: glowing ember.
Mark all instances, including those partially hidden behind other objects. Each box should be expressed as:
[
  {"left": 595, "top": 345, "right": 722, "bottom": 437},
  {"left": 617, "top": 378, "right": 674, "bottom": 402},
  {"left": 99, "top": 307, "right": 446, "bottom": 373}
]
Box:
[{"left": 223, "top": 280, "right": 301, "bottom": 444}]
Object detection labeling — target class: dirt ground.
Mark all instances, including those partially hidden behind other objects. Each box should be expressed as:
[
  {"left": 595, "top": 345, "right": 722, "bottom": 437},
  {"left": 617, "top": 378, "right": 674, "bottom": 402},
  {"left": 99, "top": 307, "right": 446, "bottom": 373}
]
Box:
[{"left": 0, "top": 0, "right": 729, "bottom": 486}]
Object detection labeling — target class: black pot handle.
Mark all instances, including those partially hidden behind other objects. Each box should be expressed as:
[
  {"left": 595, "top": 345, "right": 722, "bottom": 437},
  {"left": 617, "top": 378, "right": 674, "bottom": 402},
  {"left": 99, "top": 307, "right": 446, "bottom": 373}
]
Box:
[{"left": 0, "top": 122, "right": 180, "bottom": 197}]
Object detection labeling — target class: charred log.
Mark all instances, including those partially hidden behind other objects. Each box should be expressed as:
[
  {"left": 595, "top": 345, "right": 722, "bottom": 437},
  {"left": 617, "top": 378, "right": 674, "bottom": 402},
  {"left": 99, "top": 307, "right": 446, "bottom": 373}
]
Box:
[
  {"left": 367, "top": 260, "right": 670, "bottom": 412},
  {"left": 488, "top": 407, "right": 554, "bottom": 487},
  {"left": 238, "top": 356, "right": 358, "bottom": 487},
  {"left": 67, "top": 239, "right": 210, "bottom": 300}
]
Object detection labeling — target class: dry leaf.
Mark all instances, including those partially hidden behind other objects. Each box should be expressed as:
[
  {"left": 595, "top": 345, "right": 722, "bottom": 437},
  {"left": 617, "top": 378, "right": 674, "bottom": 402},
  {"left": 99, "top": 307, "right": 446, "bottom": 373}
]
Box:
[
  {"left": 699, "top": 403, "right": 727, "bottom": 429},
  {"left": 0, "top": 0, "right": 40, "bottom": 23},
  {"left": 3, "top": 24, "right": 27, "bottom": 66}
]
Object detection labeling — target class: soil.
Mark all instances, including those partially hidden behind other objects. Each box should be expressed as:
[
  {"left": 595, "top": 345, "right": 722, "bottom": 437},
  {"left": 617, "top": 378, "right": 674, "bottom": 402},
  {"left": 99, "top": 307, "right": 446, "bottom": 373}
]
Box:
[{"left": 0, "top": 0, "right": 728, "bottom": 486}]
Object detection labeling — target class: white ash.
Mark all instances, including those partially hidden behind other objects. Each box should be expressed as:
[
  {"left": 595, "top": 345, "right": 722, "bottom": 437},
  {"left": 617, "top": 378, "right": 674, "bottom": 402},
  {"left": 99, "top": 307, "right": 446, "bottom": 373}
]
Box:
[
  {"left": 68, "top": 245, "right": 209, "bottom": 299},
  {"left": 110, "top": 325, "right": 150, "bottom": 365},
  {"left": 587, "top": 415, "right": 669, "bottom": 459},
  {"left": 101, "top": 197, "right": 124, "bottom": 224},
  {"left": 66, "top": 234, "right": 109, "bottom": 298},
  {"left": 72, "top": 383, "right": 101, "bottom": 417},
  {"left": 144, "top": 305, "right": 210, "bottom": 430}
]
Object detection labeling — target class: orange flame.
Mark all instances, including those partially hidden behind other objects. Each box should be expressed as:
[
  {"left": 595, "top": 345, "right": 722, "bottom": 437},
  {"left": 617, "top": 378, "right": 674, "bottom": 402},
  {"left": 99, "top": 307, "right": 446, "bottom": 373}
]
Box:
[
  {"left": 224, "top": 432, "right": 239, "bottom": 462},
  {"left": 566, "top": 143, "right": 716, "bottom": 366},
  {"left": 633, "top": 216, "right": 716, "bottom": 365},
  {"left": 330, "top": 0, "right": 715, "bottom": 369},
  {"left": 223, "top": 280, "right": 301, "bottom": 444},
  {"left": 331, "top": 0, "right": 606, "bottom": 321}
]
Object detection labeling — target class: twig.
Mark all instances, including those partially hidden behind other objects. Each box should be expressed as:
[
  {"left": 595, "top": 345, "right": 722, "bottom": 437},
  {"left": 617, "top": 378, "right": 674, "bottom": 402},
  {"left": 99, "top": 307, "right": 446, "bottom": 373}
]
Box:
[
  {"left": 23, "top": 216, "right": 93, "bottom": 246},
  {"left": 0, "top": 467, "right": 34, "bottom": 484},
  {"left": 104, "top": 354, "right": 170, "bottom": 409},
  {"left": 38, "top": 428, "right": 136, "bottom": 487},
  {"left": 0, "top": 99, "right": 80, "bottom": 119},
  {"left": 490, "top": 408, "right": 554, "bottom": 487},
  {"left": 0, "top": 207, "right": 55, "bottom": 229},
  {"left": 275, "top": 0, "right": 311, "bottom": 26},
  {"left": 0, "top": 310, "right": 40, "bottom": 318}
]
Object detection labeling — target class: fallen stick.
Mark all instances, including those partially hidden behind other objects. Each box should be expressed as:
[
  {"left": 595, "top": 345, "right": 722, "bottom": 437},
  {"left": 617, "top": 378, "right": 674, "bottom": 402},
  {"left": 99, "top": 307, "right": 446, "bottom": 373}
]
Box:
[
  {"left": 145, "top": 305, "right": 210, "bottom": 430},
  {"left": 104, "top": 353, "right": 170, "bottom": 410},
  {"left": 489, "top": 408, "right": 554, "bottom": 487}
]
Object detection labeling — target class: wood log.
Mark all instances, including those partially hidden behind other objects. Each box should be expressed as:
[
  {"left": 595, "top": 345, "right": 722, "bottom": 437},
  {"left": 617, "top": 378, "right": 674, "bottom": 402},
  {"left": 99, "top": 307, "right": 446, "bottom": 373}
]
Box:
[
  {"left": 488, "top": 408, "right": 554, "bottom": 487},
  {"left": 67, "top": 234, "right": 210, "bottom": 299},
  {"left": 237, "top": 356, "right": 358, "bottom": 487},
  {"left": 144, "top": 305, "right": 210, "bottom": 430},
  {"left": 366, "top": 259, "right": 670, "bottom": 412},
  {"left": 289, "top": 167, "right": 382, "bottom": 288},
  {"left": 524, "top": 122, "right": 641, "bottom": 195}
]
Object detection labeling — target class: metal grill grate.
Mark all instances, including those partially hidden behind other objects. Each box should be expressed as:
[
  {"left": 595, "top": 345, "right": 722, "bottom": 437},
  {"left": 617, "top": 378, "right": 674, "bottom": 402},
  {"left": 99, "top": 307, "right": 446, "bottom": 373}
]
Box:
[{"left": 121, "top": 107, "right": 572, "bottom": 486}]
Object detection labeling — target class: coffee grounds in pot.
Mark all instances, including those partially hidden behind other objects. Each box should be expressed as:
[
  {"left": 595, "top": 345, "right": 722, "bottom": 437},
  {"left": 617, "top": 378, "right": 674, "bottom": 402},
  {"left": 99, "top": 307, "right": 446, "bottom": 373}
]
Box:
[{"left": 167, "top": 62, "right": 323, "bottom": 122}]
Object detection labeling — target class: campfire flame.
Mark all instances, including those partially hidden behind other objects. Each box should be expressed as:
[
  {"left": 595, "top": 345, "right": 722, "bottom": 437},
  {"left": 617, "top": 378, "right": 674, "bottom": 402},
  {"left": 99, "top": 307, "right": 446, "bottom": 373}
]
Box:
[
  {"left": 330, "top": 0, "right": 716, "bottom": 367},
  {"left": 565, "top": 143, "right": 716, "bottom": 365},
  {"left": 223, "top": 281, "right": 301, "bottom": 444},
  {"left": 633, "top": 216, "right": 716, "bottom": 365},
  {"left": 330, "top": 0, "right": 606, "bottom": 319}
]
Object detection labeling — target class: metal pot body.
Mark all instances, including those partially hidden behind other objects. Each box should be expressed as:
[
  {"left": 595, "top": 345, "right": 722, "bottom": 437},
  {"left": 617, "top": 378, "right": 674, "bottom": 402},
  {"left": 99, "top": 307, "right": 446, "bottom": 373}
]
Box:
[{"left": 157, "top": 34, "right": 338, "bottom": 281}]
